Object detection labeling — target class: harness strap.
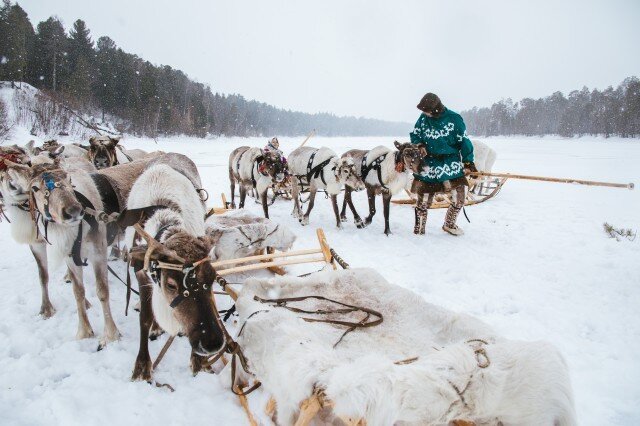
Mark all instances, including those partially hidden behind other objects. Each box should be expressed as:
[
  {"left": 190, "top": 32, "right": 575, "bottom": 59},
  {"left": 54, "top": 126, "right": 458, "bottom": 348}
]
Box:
[
  {"left": 361, "top": 152, "right": 389, "bottom": 189},
  {"left": 302, "top": 150, "right": 334, "bottom": 186}
]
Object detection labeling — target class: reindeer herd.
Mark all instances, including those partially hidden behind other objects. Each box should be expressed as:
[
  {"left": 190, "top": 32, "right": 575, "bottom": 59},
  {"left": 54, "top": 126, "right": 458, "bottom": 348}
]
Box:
[
  {"left": 229, "top": 139, "right": 496, "bottom": 234},
  {"left": 0, "top": 136, "right": 496, "bottom": 385}
]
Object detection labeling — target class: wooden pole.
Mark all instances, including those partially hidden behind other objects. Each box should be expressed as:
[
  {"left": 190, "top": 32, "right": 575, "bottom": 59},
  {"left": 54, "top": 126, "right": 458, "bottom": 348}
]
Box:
[
  {"left": 216, "top": 256, "right": 326, "bottom": 276},
  {"left": 475, "top": 171, "right": 634, "bottom": 190},
  {"left": 316, "top": 228, "right": 336, "bottom": 270},
  {"left": 211, "top": 248, "right": 321, "bottom": 268},
  {"left": 299, "top": 129, "right": 316, "bottom": 148}
]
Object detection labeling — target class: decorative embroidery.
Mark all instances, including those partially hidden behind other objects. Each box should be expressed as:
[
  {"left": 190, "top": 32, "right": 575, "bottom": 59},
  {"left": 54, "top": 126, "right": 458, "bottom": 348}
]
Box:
[
  {"left": 420, "top": 161, "right": 463, "bottom": 180},
  {"left": 417, "top": 122, "right": 455, "bottom": 140},
  {"left": 456, "top": 129, "right": 469, "bottom": 142}
]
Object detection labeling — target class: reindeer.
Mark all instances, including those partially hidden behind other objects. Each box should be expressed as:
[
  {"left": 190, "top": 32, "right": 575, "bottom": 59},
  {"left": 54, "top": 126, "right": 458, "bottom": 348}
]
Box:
[
  {"left": 339, "top": 142, "right": 426, "bottom": 235},
  {"left": 1, "top": 144, "right": 99, "bottom": 317},
  {"left": 88, "top": 135, "right": 149, "bottom": 169},
  {"left": 228, "top": 146, "right": 287, "bottom": 218},
  {"left": 125, "top": 163, "right": 224, "bottom": 381},
  {"left": 4, "top": 160, "right": 120, "bottom": 347},
  {"left": 288, "top": 146, "right": 364, "bottom": 228}
]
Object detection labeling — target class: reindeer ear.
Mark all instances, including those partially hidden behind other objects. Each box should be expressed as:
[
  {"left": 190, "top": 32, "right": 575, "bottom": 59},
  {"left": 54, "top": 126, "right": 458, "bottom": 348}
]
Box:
[
  {"left": 89, "top": 137, "right": 98, "bottom": 147},
  {"left": 394, "top": 141, "right": 401, "bottom": 150},
  {"left": 108, "top": 136, "right": 121, "bottom": 146},
  {"left": 25, "top": 140, "right": 36, "bottom": 154}
]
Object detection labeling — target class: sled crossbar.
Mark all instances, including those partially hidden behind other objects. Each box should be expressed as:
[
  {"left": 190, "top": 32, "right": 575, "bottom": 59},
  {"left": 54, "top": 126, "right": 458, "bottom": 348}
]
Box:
[{"left": 212, "top": 228, "right": 337, "bottom": 277}]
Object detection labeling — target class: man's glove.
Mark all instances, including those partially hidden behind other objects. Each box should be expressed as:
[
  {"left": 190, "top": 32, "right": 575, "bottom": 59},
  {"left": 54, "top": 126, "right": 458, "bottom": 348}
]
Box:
[{"left": 464, "top": 162, "right": 479, "bottom": 179}]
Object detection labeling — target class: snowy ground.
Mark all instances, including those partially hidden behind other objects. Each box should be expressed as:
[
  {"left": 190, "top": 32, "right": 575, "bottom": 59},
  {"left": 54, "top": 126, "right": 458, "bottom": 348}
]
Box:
[{"left": 1, "top": 132, "right": 639, "bottom": 425}]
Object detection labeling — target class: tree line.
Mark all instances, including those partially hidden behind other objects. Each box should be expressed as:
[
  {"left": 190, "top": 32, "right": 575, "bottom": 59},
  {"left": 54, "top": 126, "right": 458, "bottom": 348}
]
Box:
[
  {"left": 461, "top": 77, "right": 640, "bottom": 138},
  {"left": 0, "top": 1, "right": 407, "bottom": 138}
]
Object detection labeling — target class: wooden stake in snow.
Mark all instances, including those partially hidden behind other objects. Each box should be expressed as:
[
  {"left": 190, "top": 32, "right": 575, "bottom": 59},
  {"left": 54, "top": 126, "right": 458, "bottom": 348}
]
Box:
[{"left": 474, "top": 171, "right": 634, "bottom": 190}]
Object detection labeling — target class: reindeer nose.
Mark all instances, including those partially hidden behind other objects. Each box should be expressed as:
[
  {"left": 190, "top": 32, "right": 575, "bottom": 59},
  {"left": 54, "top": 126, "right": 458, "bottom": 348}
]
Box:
[
  {"left": 62, "top": 204, "right": 83, "bottom": 222},
  {"left": 193, "top": 334, "right": 224, "bottom": 356}
]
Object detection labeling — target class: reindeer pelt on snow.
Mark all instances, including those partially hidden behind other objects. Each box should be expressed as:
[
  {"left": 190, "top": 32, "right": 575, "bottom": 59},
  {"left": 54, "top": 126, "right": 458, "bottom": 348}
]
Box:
[
  {"left": 204, "top": 210, "right": 295, "bottom": 261},
  {"left": 471, "top": 140, "right": 497, "bottom": 173},
  {"left": 235, "top": 269, "right": 576, "bottom": 426}
]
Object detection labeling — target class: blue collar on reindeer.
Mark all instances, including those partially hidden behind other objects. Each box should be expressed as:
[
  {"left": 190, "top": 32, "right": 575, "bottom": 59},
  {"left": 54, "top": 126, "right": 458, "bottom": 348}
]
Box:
[{"left": 42, "top": 172, "right": 58, "bottom": 191}]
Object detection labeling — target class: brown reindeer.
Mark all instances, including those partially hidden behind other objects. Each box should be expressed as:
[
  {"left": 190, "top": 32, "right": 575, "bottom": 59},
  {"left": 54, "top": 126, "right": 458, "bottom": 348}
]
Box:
[{"left": 340, "top": 142, "right": 426, "bottom": 235}]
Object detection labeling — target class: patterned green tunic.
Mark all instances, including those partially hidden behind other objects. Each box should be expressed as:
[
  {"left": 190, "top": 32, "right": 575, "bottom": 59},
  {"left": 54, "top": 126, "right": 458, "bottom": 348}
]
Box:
[{"left": 410, "top": 108, "right": 474, "bottom": 183}]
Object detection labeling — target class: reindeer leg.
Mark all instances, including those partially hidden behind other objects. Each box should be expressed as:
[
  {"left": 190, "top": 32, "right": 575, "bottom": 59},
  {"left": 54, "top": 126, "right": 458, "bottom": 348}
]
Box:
[
  {"left": 66, "top": 262, "right": 95, "bottom": 340},
  {"left": 239, "top": 186, "right": 247, "bottom": 209},
  {"left": 229, "top": 175, "right": 236, "bottom": 209},
  {"left": 132, "top": 270, "right": 153, "bottom": 382},
  {"left": 260, "top": 189, "right": 269, "bottom": 219},
  {"left": 382, "top": 191, "right": 392, "bottom": 235},
  {"left": 330, "top": 194, "right": 342, "bottom": 229},
  {"left": 29, "top": 243, "right": 55, "bottom": 318},
  {"left": 92, "top": 246, "right": 121, "bottom": 350},
  {"left": 291, "top": 180, "right": 301, "bottom": 218},
  {"left": 340, "top": 188, "right": 349, "bottom": 222},
  {"left": 346, "top": 187, "right": 364, "bottom": 228},
  {"left": 364, "top": 186, "right": 376, "bottom": 225},
  {"left": 301, "top": 189, "right": 316, "bottom": 226}
]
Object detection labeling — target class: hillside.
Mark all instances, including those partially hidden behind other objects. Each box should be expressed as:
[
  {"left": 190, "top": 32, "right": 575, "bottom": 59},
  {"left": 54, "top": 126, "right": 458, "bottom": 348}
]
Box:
[{"left": 0, "top": 2, "right": 408, "bottom": 138}]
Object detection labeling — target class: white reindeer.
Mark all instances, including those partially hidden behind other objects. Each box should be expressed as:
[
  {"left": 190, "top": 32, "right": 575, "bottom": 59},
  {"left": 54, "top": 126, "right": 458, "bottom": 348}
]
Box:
[
  {"left": 288, "top": 146, "right": 364, "bottom": 228},
  {"left": 4, "top": 159, "right": 120, "bottom": 348}
]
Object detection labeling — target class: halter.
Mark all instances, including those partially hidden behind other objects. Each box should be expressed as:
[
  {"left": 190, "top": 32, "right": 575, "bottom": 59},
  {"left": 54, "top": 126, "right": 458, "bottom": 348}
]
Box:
[
  {"left": 147, "top": 257, "right": 212, "bottom": 308},
  {"left": 303, "top": 150, "right": 336, "bottom": 186}
]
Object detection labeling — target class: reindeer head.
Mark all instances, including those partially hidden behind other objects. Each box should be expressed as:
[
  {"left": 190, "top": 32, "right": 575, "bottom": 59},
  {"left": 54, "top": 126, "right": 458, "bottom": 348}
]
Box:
[
  {"left": 130, "top": 226, "right": 225, "bottom": 356},
  {"left": 394, "top": 141, "right": 427, "bottom": 174},
  {"left": 335, "top": 156, "right": 365, "bottom": 191},
  {"left": 14, "top": 163, "right": 84, "bottom": 225},
  {"left": 0, "top": 145, "right": 31, "bottom": 201},
  {"left": 88, "top": 135, "right": 121, "bottom": 169},
  {"left": 260, "top": 150, "right": 287, "bottom": 183},
  {"left": 32, "top": 140, "right": 65, "bottom": 161}
]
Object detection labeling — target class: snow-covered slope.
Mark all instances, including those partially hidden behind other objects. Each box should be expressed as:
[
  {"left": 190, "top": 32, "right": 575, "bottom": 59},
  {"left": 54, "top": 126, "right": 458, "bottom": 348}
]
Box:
[
  {"left": 0, "top": 135, "right": 638, "bottom": 425},
  {"left": 0, "top": 81, "right": 121, "bottom": 142}
]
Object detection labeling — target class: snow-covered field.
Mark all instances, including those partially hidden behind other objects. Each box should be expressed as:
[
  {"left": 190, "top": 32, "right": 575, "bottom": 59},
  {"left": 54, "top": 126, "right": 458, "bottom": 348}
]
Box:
[{"left": 1, "top": 132, "right": 639, "bottom": 425}]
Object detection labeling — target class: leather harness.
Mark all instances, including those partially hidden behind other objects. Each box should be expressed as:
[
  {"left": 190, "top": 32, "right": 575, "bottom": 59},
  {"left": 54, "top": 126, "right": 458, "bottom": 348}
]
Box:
[
  {"left": 361, "top": 152, "right": 389, "bottom": 190},
  {"left": 298, "top": 150, "right": 335, "bottom": 187}
]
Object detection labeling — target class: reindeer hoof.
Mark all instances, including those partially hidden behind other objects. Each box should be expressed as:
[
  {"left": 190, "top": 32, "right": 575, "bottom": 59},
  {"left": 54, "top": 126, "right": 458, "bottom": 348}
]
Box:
[
  {"left": 76, "top": 327, "right": 95, "bottom": 340},
  {"left": 355, "top": 219, "right": 365, "bottom": 229},
  {"left": 98, "top": 329, "right": 122, "bottom": 350},
  {"left": 384, "top": 229, "right": 392, "bottom": 236},
  {"left": 300, "top": 217, "right": 309, "bottom": 226},
  {"left": 340, "top": 215, "right": 348, "bottom": 223},
  {"left": 131, "top": 358, "right": 153, "bottom": 382},
  {"left": 190, "top": 353, "right": 214, "bottom": 376},
  {"left": 364, "top": 217, "right": 373, "bottom": 226},
  {"left": 39, "top": 304, "right": 56, "bottom": 319}
]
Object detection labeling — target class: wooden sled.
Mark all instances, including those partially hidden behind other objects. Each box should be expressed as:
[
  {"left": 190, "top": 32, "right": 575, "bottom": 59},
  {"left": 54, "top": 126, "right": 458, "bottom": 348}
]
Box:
[{"left": 392, "top": 177, "right": 508, "bottom": 209}]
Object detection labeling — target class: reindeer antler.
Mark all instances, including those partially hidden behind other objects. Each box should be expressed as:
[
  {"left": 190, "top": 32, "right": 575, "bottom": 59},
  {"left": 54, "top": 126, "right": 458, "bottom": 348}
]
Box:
[{"left": 133, "top": 223, "right": 185, "bottom": 271}]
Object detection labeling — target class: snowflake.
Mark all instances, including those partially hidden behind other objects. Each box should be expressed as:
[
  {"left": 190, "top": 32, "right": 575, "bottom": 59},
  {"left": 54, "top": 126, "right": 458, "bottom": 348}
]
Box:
[{"left": 0, "top": 56, "right": 7, "bottom": 64}]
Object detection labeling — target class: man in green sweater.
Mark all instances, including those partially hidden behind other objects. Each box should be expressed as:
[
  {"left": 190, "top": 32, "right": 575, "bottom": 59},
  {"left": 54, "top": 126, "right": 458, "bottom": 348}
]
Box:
[{"left": 410, "top": 93, "right": 478, "bottom": 236}]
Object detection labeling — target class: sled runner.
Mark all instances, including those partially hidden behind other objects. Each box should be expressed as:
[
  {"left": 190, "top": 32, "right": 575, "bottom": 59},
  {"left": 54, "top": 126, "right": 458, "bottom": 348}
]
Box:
[{"left": 392, "top": 176, "right": 508, "bottom": 208}]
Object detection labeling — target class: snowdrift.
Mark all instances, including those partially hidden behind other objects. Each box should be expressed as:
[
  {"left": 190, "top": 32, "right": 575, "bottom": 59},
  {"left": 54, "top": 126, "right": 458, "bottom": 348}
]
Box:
[{"left": 236, "top": 268, "right": 576, "bottom": 425}]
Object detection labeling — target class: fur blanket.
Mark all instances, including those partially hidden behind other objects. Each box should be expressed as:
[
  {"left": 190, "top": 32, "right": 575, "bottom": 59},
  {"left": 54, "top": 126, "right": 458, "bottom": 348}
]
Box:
[
  {"left": 235, "top": 269, "right": 575, "bottom": 426},
  {"left": 205, "top": 210, "right": 296, "bottom": 261}
]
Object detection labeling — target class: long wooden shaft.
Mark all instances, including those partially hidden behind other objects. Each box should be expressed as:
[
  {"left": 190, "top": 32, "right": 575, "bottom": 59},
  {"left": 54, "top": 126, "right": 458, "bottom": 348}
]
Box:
[
  {"left": 475, "top": 171, "right": 634, "bottom": 190},
  {"left": 216, "top": 256, "right": 326, "bottom": 276},
  {"left": 211, "top": 248, "right": 322, "bottom": 268},
  {"left": 299, "top": 129, "right": 316, "bottom": 148}
]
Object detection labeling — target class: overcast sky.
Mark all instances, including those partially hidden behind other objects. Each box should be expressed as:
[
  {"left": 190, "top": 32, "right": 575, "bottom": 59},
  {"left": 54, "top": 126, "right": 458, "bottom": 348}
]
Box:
[{"left": 17, "top": 0, "right": 640, "bottom": 122}]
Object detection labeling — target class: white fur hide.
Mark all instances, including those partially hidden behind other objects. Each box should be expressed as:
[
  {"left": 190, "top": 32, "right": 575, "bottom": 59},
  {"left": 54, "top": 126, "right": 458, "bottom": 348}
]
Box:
[
  {"left": 471, "top": 140, "right": 497, "bottom": 173},
  {"left": 235, "top": 269, "right": 575, "bottom": 426},
  {"left": 205, "top": 210, "right": 296, "bottom": 262}
]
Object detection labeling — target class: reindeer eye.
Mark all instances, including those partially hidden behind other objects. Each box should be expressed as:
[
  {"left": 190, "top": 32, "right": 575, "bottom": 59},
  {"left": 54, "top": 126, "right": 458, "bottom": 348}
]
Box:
[
  {"left": 166, "top": 280, "right": 179, "bottom": 292},
  {"left": 31, "top": 186, "right": 40, "bottom": 192}
]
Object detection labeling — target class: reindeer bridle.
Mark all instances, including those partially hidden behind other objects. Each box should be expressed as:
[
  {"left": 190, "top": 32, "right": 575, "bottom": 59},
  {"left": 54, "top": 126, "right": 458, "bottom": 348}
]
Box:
[
  {"left": 31, "top": 172, "right": 65, "bottom": 221},
  {"left": 133, "top": 224, "right": 212, "bottom": 309}
]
